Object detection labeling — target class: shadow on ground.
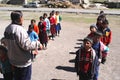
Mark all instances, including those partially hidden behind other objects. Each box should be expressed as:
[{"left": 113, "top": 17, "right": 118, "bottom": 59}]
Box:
[
  {"left": 76, "top": 43, "right": 82, "bottom": 45},
  {"left": 74, "top": 46, "right": 81, "bottom": 49},
  {"left": 69, "top": 59, "right": 75, "bottom": 63},
  {"left": 55, "top": 38, "right": 83, "bottom": 74},
  {"left": 56, "top": 66, "right": 75, "bottom": 72},
  {"left": 69, "top": 52, "right": 76, "bottom": 54},
  {"left": 77, "top": 39, "right": 83, "bottom": 41},
  {"left": 51, "top": 79, "right": 65, "bottom": 80},
  {"left": 74, "top": 39, "right": 83, "bottom": 49}
]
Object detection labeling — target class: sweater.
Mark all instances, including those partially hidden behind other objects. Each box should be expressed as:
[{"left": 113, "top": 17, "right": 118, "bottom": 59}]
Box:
[{"left": 2, "top": 24, "right": 40, "bottom": 67}]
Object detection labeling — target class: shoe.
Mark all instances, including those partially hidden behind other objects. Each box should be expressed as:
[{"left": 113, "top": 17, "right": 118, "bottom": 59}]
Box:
[{"left": 101, "top": 58, "right": 106, "bottom": 64}]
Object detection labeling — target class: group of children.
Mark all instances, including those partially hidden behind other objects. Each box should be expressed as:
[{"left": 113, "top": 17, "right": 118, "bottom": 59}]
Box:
[
  {"left": 27, "top": 10, "right": 62, "bottom": 50},
  {"left": 27, "top": 10, "right": 62, "bottom": 61},
  {"left": 75, "top": 11, "right": 112, "bottom": 80},
  {"left": 0, "top": 10, "right": 112, "bottom": 80},
  {"left": 0, "top": 10, "right": 62, "bottom": 80}
]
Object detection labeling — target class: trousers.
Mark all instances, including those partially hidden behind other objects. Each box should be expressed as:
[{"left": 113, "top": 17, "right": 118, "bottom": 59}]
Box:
[{"left": 14, "top": 65, "right": 32, "bottom": 80}]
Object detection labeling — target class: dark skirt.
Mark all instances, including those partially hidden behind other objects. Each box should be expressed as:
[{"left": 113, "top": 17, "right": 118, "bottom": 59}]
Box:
[
  {"left": 50, "top": 24, "right": 56, "bottom": 34},
  {"left": 39, "top": 30, "right": 48, "bottom": 44}
]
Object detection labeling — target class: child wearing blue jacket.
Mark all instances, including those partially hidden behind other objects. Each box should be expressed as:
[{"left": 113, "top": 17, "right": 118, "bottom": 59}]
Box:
[
  {"left": 92, "top": 31, "right": 109, "bottom": 80},
  {"left": 27, "top": 24, "right": 39, "bottom": 61}
]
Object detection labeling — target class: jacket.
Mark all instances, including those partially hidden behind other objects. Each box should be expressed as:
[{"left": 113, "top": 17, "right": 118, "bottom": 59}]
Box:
[
  {"left": 101, "top": 27, "right": 112, "bottom": 46},
  {"left": 75, "top": 46, "right": 96, "bottom": 77},
  {"left": 2, "top": 24, "right": 40, "bottom": 67}
]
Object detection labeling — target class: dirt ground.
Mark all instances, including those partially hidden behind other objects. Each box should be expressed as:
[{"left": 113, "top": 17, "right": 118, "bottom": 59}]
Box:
[{"left": 0, "top": 11, "right": 120, "bottom": 80}]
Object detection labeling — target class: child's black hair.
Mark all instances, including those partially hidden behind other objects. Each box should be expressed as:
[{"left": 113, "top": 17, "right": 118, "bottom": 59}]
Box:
[
  {"left": 31, "top": 19, "right": 36, "bottom": 23},
  {"left": 43, "top": 13, "right": 47, "bottom": 17},
  {"left": 102, "top": 19, "right": 109, "bottom": 25},
  {"left": 39, "top": 16, "right": 43, "bottom": 19},
  {"left": 29, "top": 24, "right": 34, "bottom": 29}
]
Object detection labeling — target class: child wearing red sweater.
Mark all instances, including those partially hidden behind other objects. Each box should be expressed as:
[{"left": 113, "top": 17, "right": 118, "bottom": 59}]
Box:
[
  {"left": 101, "top": 19, "right": 112, "bottom": 46},
  {"left": 75, "top": 37, "right": 96, "bottom": 80}
]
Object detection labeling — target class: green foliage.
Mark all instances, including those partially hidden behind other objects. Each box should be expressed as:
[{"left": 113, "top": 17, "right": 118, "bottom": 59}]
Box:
[
  {"left": 61, "top": 13, "right": 120, "bottom": 26},
  {"left": 62, "top": 13, "right": 97, "bottom": 23}
]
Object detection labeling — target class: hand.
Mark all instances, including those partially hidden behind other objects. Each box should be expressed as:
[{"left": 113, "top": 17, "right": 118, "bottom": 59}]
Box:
[
  {"left": 33, "top": 49, "right": 38, "bottom": 55},
  {"left": 0, "top": 37, "right": 7, "bottom": 46}
]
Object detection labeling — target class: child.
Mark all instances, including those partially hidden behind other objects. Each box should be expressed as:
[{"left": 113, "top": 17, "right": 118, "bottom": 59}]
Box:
[
  {"left": 98, "top": 13, "right": 106, "bottom": 21},
  {"left": 0, "top": 45, "right": 13, "bottom": 80},
  {"left": 87, "top": 24, "right": 98, "bottom": 39},
  {"left": 48, "top": 12, "right": 56, "bottom": 40},
  {"left": 92, "top": 31, "right": 109, "bottom": 80},
  {"left": 30, "top": 19, "right": 39, "bottom": 35},
  {"left": 101, "top": 19, "right": 112, "bottom": 46},
  {"left": 55, "top": 11, "right": 62, "bottom": 36},
  {"left": 99, "top": 10, "right": 104, "bottom": 15},
  {"left": 75, "top": 37, "right": 96, "bottom": 80},
  {"left": 43, "top": 13, "right": 51, "bottom": 40},
  {"left": 27, "top": 24, "right": 39, "bottom": 61},
  {"left": 38, "top": 16, "right": 48, "bottom": 50},
  {"left": 96, "top": 17, "right": 103, "bottom": 32}
]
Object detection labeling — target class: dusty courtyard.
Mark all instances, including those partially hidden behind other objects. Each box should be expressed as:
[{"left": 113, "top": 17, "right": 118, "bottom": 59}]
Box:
[{"left": 0, "top": 11, "right": 120, "bottom": 80}]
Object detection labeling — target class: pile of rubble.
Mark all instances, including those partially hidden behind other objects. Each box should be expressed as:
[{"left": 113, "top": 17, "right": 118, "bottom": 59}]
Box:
[
  {"left": 47, "top": 0, "right": 72, "bottom": 8},
  {"left": 46, "top": 0, "right": 108, "bottom": 9}
]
